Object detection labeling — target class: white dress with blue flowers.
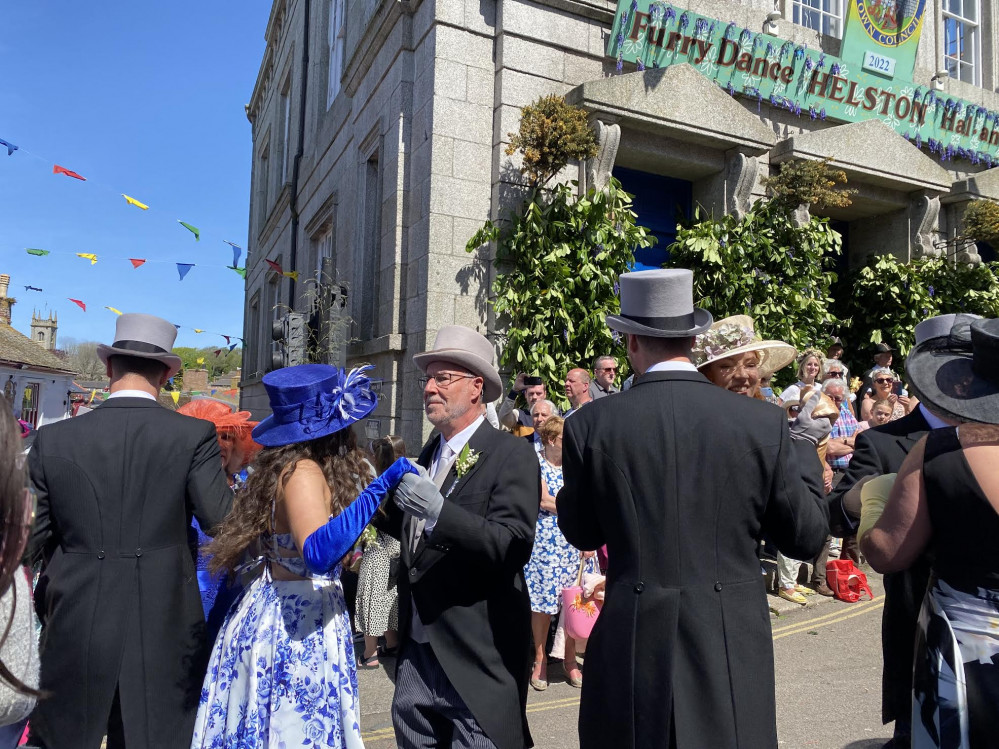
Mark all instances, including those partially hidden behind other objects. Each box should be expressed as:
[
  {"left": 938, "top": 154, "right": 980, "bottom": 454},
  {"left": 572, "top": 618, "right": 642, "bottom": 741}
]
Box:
[
  {"left": 191, "top": 514, "right": 363, "bottom": 748},
  {"left": 524, "top": 457, "right": 582, "bottom": 615}
]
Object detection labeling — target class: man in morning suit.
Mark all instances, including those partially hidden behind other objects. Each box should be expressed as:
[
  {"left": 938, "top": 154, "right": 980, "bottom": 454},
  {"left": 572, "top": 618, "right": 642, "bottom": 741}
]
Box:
[
  {"left": 27, "top": 313, "right": 234, "bottom": 749},
  {"left": 829, "top": 313, "right": 979, "bottom": 749},
  {"left": 385, "top": 325, "right": 539, "bottom": 749},
  {"left": 557, "top": 269, "right": 830, "bottom": 749}
]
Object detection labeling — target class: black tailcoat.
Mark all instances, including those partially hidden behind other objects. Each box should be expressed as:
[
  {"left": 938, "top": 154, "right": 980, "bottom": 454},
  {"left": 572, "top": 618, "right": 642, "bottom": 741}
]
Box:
[
  {"left": 379, "top": 420, "right": 539, "bottom": 749},
  {"left": 557, "top": 371, "right": 828, "bottom": 749},
  {"left": 27, "top": 398, "right": 233, "bottom": 749},
  {"left": 827, "top": 407, "right": 932, "bottom": 725}
]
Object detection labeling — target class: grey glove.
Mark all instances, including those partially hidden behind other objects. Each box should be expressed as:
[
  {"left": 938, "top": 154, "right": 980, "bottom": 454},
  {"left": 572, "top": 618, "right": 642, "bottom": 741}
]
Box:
[
  {"left": 789, "top": 390, "right": 833, "bottom": 445},
  {"left": 407, "top": 458, "right": 430, "bottom": 480},
  {"left": 394, "top": 471, "right": 445, "bottom": 522}
]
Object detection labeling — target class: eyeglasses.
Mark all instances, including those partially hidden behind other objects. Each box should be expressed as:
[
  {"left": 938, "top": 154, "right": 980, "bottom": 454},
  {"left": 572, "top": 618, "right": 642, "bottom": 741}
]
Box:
[
  {"left": 874, "top": 378, "right": 893, "bottom": 385},
  {"left": 826, "top": 371, "right": 843, "bottom": 377},
  {"left": 419, "top": 372, "right": 477, "bottom": 389}
]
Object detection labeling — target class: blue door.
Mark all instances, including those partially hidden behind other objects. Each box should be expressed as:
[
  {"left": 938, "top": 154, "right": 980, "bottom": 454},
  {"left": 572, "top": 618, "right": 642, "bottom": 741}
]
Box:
[{"left": 612, "top": 166, "right": 692, "bottom": 270}]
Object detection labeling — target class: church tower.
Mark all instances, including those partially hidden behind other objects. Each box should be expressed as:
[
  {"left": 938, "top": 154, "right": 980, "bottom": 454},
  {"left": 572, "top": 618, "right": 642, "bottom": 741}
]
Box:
[{"left": 31, "top": 309, "right": 58, "bottom": 350}]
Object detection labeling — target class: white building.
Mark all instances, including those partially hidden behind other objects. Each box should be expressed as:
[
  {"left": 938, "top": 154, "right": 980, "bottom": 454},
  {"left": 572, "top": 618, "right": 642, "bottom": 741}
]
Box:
[{"left": 239, "top": 0, "right": 999, "bottom": 447}]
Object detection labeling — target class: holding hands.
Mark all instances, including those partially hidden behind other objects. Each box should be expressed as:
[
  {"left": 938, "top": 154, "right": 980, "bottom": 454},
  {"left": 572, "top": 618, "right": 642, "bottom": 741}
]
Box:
[{"left": 394, "top": 468, "right": 446, "bottom": 523}]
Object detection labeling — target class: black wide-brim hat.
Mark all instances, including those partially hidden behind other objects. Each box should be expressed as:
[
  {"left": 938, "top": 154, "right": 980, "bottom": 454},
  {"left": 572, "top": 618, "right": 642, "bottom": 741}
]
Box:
[
  {"left": 905, "top": 317, "right": 999, "bottom": 425},
  {"left": 606, "top": 269, "right": 712, "bottom": 338}
]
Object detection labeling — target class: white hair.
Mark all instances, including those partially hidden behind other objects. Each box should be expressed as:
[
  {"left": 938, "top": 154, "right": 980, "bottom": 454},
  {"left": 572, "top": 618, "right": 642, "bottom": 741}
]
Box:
[
  {"left": 530, "top": 399, "right": 557, "bottom": 416},
  {"left": 821, "top": 379, "right": 846, "bottom": 396}
]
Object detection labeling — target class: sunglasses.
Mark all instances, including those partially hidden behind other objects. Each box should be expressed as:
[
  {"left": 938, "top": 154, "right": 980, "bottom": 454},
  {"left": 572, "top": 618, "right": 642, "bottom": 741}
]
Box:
[
  {"left": 826, "top": 371, "right": 843, "bottom": 377},
  {"left": 874, "top": 378, "right": 893, "bottom": 385}
]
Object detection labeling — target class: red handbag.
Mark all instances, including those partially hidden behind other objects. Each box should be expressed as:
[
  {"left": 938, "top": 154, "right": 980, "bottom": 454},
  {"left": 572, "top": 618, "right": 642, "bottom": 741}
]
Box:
[{"left": 826, "top": 559, "right": 874, "bottom": 603}]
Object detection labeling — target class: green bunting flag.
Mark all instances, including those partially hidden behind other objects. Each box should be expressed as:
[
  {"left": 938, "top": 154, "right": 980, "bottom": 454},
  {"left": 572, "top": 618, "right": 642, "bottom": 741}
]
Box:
[
  {"left": 26, "top": 248, "right": 50, "bottom": 256},
  {"left": 178, "top": 221, "right": 200, "bottom": 241},
  {"left": 228, "top": 266, "right": 247, "bottom": 279}
]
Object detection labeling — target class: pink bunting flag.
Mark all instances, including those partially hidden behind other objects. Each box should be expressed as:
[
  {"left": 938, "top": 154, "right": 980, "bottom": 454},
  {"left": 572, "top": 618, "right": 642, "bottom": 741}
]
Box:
[
  {"left": 53, "top": 164, "right": 86, "bottom": 180},
  {"left": 213, "top": 349, "right": 222, "bottom": 357},
  {"left": 69, "top": 298, "right": 86, "bottom": 311},
  {"left": 265, "top": 259, "right": 284, "bottom": 274},
  {"left": 222, "top": 335, "right": 231, "bottom": 345},
  {"left": 130, "top": 258, "right": 146, "bottom": 269}
]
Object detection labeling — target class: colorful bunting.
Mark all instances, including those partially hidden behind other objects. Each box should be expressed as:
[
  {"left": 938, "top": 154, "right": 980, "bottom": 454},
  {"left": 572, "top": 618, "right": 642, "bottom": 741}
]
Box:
[
  {"left": 176, "top": 263, "right": 194, "bottom": 281},
  {"left": 170, "top": 391, "right": 180, "bottom": 406},
  {"left": 88, "top": 389, "right": 97, "bottom": 405},
  {"left": 222, "top": 335, "right": 231, "bottom": 345},
  {"left": 213, "top": 349, "right": 222, "bottom": 357},
  {"left": 69, "top": 298, "right": 87, "bottom": 311},
  {"left": 178, "top": 221, "right": 200, "bottom": 241},
  {"left": 283, "top": 271, "right": 299, "bottom": 282},
  {"left": 26, "top": 249, "right": 49, "bottom": 256},
  {"left": 105, "top": 306, "right": 123, "bottom": 315},
  {"left": 194, "top": 329, "right": 204, "bottom": 333},
  {"left": 228, "top": 266, "right": 246, "bottom": 279},
  {"left": 196, "top": 357, "right": 205, "bottom": 365},
  {"left": 224, "top": 241, "right": 242, "bottom": 267},
  {"left": 228, "top": 343, "right": 238, "bottom": 352},
  {"left": 129, "top": 258, "right": 146, "bottom": 268},
  {"left": 122, "top": 194, "right": 149, "bottom": 210},
  {"left": 76, "top": 253, "right": 98, "bottom": 265},
  {"left": 0, "top": 138, "right": 17, "bottom": 156},
  {"left": 24, "top": 286, "right": 42, "bottom": 292},
  {"left": 265, "top": 259, "right": 284, "bottom": 274},
  {"left": 53, "top": 165, "right": 86, "bottom": 180}
]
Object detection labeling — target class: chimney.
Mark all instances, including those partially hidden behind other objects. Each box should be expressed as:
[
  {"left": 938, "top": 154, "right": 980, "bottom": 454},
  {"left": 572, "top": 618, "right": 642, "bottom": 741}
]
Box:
[
  {"left": 0, "top": 274, "right": 13, "bottom": 326},
  {"left": 184, "top": 368, "right": 210, "bottom": 393}
]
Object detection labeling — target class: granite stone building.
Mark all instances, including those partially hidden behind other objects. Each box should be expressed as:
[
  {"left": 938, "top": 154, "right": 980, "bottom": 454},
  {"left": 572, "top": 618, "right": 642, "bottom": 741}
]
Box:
[{"left": 240, "top": 0, "right": 999, "bottom": 445}]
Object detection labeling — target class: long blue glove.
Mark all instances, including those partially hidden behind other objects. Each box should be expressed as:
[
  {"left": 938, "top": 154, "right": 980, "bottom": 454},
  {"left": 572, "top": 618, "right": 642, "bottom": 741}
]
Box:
[{"left": 302, "top": 457, "right": 417, "bottom": 575}]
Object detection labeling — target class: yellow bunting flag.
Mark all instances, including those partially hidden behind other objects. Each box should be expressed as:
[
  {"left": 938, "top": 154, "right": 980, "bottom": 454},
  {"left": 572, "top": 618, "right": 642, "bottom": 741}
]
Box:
[
  {"left": 122, "top": 194, "right": 149, "bottom": 210},
  {"left": 88, "top": 389, "right": 96, "bottom": 405},
  {"left": 196, "top": 357, "right": 205, "bottom": 365},
  {"left": 283, "top": 271, "right": 299, "bottom": 282},
  {"left": 105, "top": 306, "right": 123, "bottom": 315},
  {"left": 76, "top": 253, "right": 98, "bottom": 265},
  {"left": 170, "top": 391, "right": 180, "bottom": 406},
  {"left": 194, "top": 329, "right": 204, "bottom": 333}
]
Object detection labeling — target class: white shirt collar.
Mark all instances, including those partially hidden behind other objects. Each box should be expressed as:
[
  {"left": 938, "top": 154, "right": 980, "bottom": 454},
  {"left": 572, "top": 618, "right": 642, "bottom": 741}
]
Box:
[
  {"left": 108, "top": 390, "right": 158, "bottom": 401},
  {"left": 440, "top": 414, "right": 486, "bottom": 457},
  {"left": 919, "top": 403, "right": 950, "bottom": 430},
  {"left": 645, "top": 361, "right": 698, "bottom": 373}
]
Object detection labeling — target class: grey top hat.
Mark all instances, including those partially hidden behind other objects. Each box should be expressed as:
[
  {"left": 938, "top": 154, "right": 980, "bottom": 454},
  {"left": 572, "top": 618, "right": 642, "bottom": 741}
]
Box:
[
  {"left": 413, "top": 325, "right": 503, "bottom": 402},
  {"left": 606, "top": 269, "right": 712, "bottom": 338},
  {"left": 96, "top": 313, "right": 184, "bottom": 379},
  {"left": 905, "top": 315, "right": 999, "bottom": 425}
]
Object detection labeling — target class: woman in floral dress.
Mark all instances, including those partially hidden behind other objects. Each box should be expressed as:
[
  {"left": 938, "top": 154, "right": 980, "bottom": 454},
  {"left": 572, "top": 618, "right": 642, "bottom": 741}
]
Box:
[
  {"left": 191, "top": 364, "right": 416, "bottom": 748},
  {"left": 523, "top": 416, "right": 589, "bottom": 690}
]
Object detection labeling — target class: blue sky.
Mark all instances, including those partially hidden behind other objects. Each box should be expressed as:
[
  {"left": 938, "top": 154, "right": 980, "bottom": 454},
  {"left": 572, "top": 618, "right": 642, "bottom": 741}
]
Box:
[{"left": 1, "top": 0, "right": 271, "bottom": 349}]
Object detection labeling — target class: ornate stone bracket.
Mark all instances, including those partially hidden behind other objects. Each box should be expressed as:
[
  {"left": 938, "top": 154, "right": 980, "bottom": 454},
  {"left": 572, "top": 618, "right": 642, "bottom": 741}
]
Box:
[
  {"left": 910, "top": 194, "right": 942, "bottom": 259},
  {"left": 791, "top": 204, "right": 811, "bottom": 227},
  {"left": 724, "top": 152, "right": 759, "bottom": 220},
  {"left": 585, "top": 120, "right": 621, "bottom": 192},
  {"left": 954, "top": 238, "right": 982, "bottom": 265}
]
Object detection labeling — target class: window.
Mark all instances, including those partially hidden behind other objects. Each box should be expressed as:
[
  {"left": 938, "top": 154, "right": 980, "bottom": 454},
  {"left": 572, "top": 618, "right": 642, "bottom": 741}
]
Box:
[
  {"left": 280, "top": 76, "right": 292, "bottom": 184},
  {"left": 21, "top": 382, "right": 39, "bottom": 428},
  {"left": 256, "top": 143, "right": 270, "bottom": 235},
  {"left": 788, "top": 0, "right": 844, "bottom": 38},
  {"left": 943, "top": 0, "right": 980, "bottom": 85},
  {"left": 265, "top": 275, "right": 281, "bottom": 371},
  {"left": 327, "top": 0, "right": 345, "bottom": 108},
  {"left": 247, "top": 292, "right": 261, "bottom": 376},
  {"left": 315, "top": 223, "right": 335, "bottom": 281},
  {"left": 355, "top": 151, "right": 381, "bottom": 341}
]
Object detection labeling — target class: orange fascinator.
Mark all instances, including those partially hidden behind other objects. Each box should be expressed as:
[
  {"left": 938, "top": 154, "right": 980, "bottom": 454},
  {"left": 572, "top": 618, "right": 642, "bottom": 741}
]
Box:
[{"left": 178, "top": 398, "right": 261, "bottom": 467}]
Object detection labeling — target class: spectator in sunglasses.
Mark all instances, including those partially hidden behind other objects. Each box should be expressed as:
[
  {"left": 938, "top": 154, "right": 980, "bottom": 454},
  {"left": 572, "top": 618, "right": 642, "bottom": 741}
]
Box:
[
  {"left": 589, "top": 355, "right": 620, "bottom": 400},
  {"left": 860, "top": 367, "right": 914, "bottom": 422}
]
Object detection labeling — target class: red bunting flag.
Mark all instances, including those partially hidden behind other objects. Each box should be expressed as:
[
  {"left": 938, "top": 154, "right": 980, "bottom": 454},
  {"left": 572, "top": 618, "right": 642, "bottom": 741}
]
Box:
[
  {"left": 222, "top": 335, "right": 231, "bottom": 345},
  {"left": 53, "top": 164, "right": 86, "bottom": 180},
  {"left": 213, "top": 349, "right": 223, "bottom": 357},
  {"left": 129, "top": 258, "right": 146, "bottom": 269},
  {"left": 265, "top": 259, "right": 284, "bottom": 274},
  {"left": 68, "top": 298, "right": 86, "bottom": 311}
]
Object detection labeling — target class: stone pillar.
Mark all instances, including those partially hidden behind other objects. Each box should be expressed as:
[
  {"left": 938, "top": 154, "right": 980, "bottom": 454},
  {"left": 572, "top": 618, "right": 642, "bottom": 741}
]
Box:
[
  {"left": 184, "top": 368, "right": 210, "bottom": 393},
  {"left": 0, "top": 274, "right": 13, "bottom": 326}
]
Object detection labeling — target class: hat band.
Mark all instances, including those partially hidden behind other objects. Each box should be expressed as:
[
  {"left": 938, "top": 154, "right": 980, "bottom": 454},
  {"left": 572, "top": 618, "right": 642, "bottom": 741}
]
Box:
[
  {"left": 619, "top": 312, "right": 696, "bottom": 331},
  {"left": 112, "top": 339, "right": 171, "bottom": 356}
]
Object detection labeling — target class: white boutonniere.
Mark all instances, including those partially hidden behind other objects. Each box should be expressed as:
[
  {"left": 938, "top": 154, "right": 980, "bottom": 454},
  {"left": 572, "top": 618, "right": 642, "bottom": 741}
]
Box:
[{"left": 455, "top": 444, "right": 480, "bottom": 477}]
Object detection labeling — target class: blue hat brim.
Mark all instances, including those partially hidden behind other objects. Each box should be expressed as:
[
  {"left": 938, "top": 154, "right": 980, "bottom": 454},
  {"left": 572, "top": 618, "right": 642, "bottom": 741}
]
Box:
[{"left": 251, "top": 397, "right": 378, "bottom": 448}]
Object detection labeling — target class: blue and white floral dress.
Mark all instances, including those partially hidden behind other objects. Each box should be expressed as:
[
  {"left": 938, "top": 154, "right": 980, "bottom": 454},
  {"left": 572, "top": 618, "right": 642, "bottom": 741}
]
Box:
[
  {"left": 524, "top": 456, "right": 582, "bottom": 615},
  {"left": 191, "top": 508, "right": 363, "bottom": 748}
]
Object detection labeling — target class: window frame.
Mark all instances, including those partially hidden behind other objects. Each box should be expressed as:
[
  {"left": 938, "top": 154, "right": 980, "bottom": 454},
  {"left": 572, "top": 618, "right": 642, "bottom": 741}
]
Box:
[
  {"left": 942, "top": 0, "right": 981, "bottom": 86},
  {"left": 787, "top": 0, "right": 845, "bottom": 39},
  {"left": 327, "top": 0, "right": 346, "bottom": 109}
]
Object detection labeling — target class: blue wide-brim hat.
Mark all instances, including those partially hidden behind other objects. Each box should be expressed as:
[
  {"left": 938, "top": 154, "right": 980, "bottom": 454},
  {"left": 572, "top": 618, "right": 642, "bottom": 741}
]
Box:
[{"left": 252, "top": 364, "right": 378, "bottom": 448}]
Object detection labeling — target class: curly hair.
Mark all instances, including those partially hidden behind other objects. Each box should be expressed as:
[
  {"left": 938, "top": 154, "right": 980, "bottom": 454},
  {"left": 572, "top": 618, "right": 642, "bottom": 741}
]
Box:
[
  {"left": 371, "top": 435, "right": 406, "bottom": 475},
  {"left": 207, "top": 426, "right": 374, "bottom": 575}
]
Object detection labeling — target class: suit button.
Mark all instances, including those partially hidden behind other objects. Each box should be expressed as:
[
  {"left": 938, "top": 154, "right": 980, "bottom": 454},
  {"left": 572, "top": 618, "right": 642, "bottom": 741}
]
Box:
[
  {"left": 97, "top": 550, "right": 105, "bottom": 560},
  {"left": 634, "top": 582, "right": 644, "bottom": 593},
  {"left": 135, "top": 548, "right": 142, "bottom": 557},
  {"left": 714, "top": 582, "right": 723, "bottom": 592},
  {"left": 410, "top": 568, "right": 417, "bottom": 577}
]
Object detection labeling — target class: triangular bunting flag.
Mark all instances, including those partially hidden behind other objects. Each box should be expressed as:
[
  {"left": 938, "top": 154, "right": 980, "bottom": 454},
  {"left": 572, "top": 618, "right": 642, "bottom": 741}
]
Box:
[
  {"left": 24, "top": 286, "right": 42, "bottom": 292},
  {"left": 194, "top": 329, "right": 204, "bottom": 333},
  {"left": 26, "top": 248, "right": 49, "bottom": 256},
  {"left": 178, "top": 221, "right": 200, "bottom": 241},
  {"left": 129, "top": 258, "right": 146, "bottom": 268},
  {"left": 265, "top": 259, "right": 283, "bottom": 274},
  {"left": 0, "top": 138, "right": 18, "bottom": 156},
  {"left": 122, "top": 194, "right": 149, "bottom": 210},
  {"left": 228, "top": 266, "right": 246, "bottom": 279},
  {"left": 222, "top": 335, "right": 231, "bottom": 345},
  {"left": 88, "top": 389, "right": 96, "bottom": 405},
  {"left": 213, "top": 349, "right": 222, "bottom": 357},
  {"left": 104, "top": 306, "right": 123, "bottom": 315},
  {"left": 282, "top": 271, "right": 299, "bottom": 282},
  {"left": 170, "top": 391, "right": 180, "bottom": 406},
  {"left": 53, "top": 165, "right": 86, "bottom": 180},
  {"left": 76, "top": 253, "right": 98, "bottom": 265},
  {"left": 196, "top": 357, "right": 205, "bottom": 365},
  {"left": 176, "top": 263, "right": 195, "bottom": 281},
  {"left": 224, "top": 241, "right": 243, "bottom": 267},
  {"left": 69, "top": 298, "right": 87, "bottom": 311},
  {"left": 228, "top": 343, "right": 238, "bottom": 352}
]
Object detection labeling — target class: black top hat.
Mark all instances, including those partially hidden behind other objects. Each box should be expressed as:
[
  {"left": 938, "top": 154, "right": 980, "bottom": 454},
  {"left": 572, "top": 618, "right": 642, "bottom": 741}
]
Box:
[{"left": 905, "top": 316, "right": 999, "bottom": 425}]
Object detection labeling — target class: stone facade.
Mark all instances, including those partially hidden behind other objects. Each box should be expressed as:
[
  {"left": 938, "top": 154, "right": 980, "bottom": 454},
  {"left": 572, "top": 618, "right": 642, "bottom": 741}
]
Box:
[{"left": 240, "top": 0, "right": 999, "bottom": 447}]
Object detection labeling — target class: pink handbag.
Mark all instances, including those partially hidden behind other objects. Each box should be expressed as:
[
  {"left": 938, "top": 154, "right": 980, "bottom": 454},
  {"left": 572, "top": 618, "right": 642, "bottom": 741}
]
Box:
[{"left": 561, "top": 557, "right": 601, "bottom": 640}]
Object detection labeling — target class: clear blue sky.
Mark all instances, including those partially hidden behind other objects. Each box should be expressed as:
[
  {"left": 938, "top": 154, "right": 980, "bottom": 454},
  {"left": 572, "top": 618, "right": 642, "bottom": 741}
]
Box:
[{"left": 1, "top": 0, "right": 271, "bottom": 349}]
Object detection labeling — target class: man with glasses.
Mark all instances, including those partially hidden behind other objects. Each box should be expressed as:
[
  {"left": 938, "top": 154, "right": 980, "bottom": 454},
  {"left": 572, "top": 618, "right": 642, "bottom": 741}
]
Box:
[
  {"left": 385, "top": 325, "right": 538, "bottom": 749},
  {"left": 823, "top": 357, "right": 855, "bottom": 417},
  {"left": 588, "top": 355, "right": 620, "bottom": 400}
]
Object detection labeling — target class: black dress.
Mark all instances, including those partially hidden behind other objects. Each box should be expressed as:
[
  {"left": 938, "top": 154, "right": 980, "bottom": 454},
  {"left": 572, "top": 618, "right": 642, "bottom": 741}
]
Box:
[{"left": 915, "top": 427, "right": 999, "bottom": 749}]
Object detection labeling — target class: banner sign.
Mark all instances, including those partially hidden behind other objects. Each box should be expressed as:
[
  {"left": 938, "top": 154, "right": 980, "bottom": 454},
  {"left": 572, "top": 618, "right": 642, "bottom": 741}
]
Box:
[
  {"left": 607, "top": 2, "right": 999, "bottom": 166},
  {"left": 839, "top": 0, "right": 927, "bottom": 81}
]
